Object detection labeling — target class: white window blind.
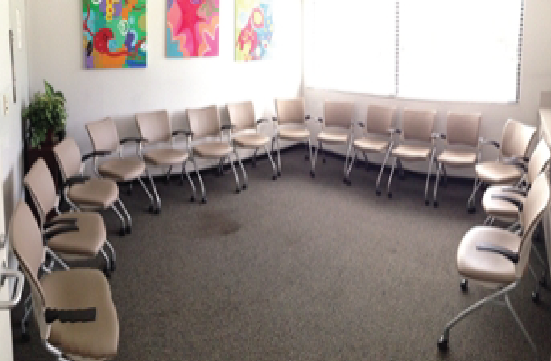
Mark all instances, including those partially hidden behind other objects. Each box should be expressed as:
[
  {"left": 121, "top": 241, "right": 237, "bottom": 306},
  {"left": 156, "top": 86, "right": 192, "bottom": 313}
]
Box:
[
  {"left": 304, "top": 0, "right": 396, "bottom": 96},
  {"left": 304, "top": 0, "right": 524, "bottom": 103}
]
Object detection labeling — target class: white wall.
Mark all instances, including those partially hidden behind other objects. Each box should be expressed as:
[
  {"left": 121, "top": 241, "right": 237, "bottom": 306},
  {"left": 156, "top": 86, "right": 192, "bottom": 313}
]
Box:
[
  {"left": 27, "top": 0, "right": 303, "bottom": 171},
  {"left": 304, "top": 0, "right": 551, "bottom": 178}
]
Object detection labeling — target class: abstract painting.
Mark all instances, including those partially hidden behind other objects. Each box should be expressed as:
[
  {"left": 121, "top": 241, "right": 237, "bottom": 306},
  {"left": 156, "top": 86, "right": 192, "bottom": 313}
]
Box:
[
  {"left": 166, "top": 0, "right": 220, "bottom": 57},
  {"left": 82, "top": 0, "right": 147, "bottom": 69},
  {"left": 235, "top": 0, "right": 274, "bottom": 61}
]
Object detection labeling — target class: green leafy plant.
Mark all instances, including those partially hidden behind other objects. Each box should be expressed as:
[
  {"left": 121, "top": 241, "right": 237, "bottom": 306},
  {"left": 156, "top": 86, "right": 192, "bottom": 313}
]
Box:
[{"left": 22, "top": 80, "right": 67, "bottom": 148}]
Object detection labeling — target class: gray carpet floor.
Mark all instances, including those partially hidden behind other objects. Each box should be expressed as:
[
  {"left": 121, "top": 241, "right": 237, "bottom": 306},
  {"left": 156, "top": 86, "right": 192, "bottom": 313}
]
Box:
[{"left": 11, "top": 149, "right": 551, "bottom": 361}]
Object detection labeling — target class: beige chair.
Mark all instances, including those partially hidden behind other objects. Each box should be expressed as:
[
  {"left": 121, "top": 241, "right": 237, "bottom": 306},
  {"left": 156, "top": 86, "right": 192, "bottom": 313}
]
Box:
[
  {"left": 227, "top": 101, "right": 278, "bottom": 180},
  {"left": 188, "top": 105, "right": 245, "bottom": 203},
  {"left": 135, "top": 110, "right": 198, "bottom": 212},
  {"left": 273, "top": 98, "right": 314, "bottom": 176},
  {"left": 384, "top": 109, "right": 437, "bottom": 203},
  {"left": 345, "top": 104, "right": 397, "bottom": 191},
  {"left": 9, "top": 200, "right": 119, "bottom": 360},
  {"left": 53, "top": 137, "right": 131, "bottom": 237},
  {"left": 437, "top": 172, "right": 549, "bottom": 357},
  {"left": 311, "top": 100, "right": 355, "bottom": 178},
  {"left": 86, "top": 117, "right": 159, "bottom": 213},
  {"left": 467, "top": 119, "right": 536, "bottom": 213},
  {"left": 432, "top": 112, "right": 482, "bottom": 208}
]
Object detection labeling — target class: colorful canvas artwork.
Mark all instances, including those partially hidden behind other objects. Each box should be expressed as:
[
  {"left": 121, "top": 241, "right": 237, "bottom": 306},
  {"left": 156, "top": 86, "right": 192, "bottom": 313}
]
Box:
[
  {"left": 82, "top": 0, "right": 147, "bottom": 69},
  {"left": 166, "top": 0, "right": 220, "bottom": 57},
  {"left": 235, "top": 0, "right": 274, "bottom": 61}
]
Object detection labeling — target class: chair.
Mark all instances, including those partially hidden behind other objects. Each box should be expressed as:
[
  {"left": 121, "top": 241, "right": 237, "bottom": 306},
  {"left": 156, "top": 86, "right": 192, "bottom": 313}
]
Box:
[
  {"left": 467, "top": 119, "right": 536, "bottom": 213},
  {"left": 432, "top": 112, "right": 482, "bottom": 208},
  {"left": 437, "top": 172, "right": 550, "bottom": 357},
  {"left": 344, "top": 104, "right": 397, "bottom": 191},
  {"left": 85, "top": 117, "right": 158, "bottom": 213},
  {"left": 311, "top": 100, "right": 355, "bottom": 179},
  {"left": 188, "top": 105, "right": 245, "bottom": 203},
  {"left": 53, "top": 137, "right": 131, "bottom": 236},
  {"left": 384, "top": 108, "right": 437, "bottom": 203},
  {"left": 273, "top": 98, "right": 314, "bottom": 176},
  {"left": 227, "top": 101, "right": 278, "bottom": 180},
  {"left": 135, "top": 110, "right": 198, "bottom": 212},
  {"left": 9, "top": 201, "right": 119, "bottom": 360}
]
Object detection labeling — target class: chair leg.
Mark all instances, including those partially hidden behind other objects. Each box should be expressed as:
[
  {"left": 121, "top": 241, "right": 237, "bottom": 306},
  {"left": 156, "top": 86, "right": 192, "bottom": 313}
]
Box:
[
  {"left": 21, "top": 295, "right": 32, "bottom": 341},
  {"left": 321, "top": 143, "right": 326, "bottom": 164},
  {"left": 376, "top": 147, "right": 392, "bottom": 196},
  {"left": 252, "top": 149, "right": 258, "bottom": 168},
  {"left": 311, "top": 141, "right": 320, "bottom": 178},
  {"left": 117, "top": 199, "right": 132, "bottom": 233},
  {"left": 505, "top": 294, "right": 538, "bottom": 354},
  {"left": 276, "top": 137, "right": 282, "bottom": 176},
  {"left": 387, "top": 157, "right": 397, "bottom": 198},
  {"left": 305, "top": 141, "right": 310, "bottom": 161},
  {"left": 438, "top": 281, "right": 519, "bottom": 352},
  {"left": 137, "top": 176, "right": 156, "bottom": 212},
  {"left": 45, "top": 248, "right": 69, "bottom": 270},
  {"left": 229, "top": 154, "right": 242, "bottom": 193},
  {"left": 424, "top": 151, "right": 436, "bottom": 206},
  {"left": 110, "top": 202, "right": 127, "bottom": 236},
  {"left": 105, "top": 240, "right": 116, "bottom": 272},
  {"left": 100, "top": 248, "right": 111, "bottom": 278},
  {"left": 264, "top": 145, "right": 278, "bottom": 180},
  {"left": 234, "top": 149, "right": 248, "bottom": 190},
  {"left": 144, "top": 169, "right": 161, "bottom": 213},
  {"left": 343, "top": 140, "right": 353, "bottom": 177},
  {"left": 467, "top": 175, "right": 482, "bottom": 213},
  {"left": 483, "top": 216, "right": 495, "bottom": 226},
  {"left": 182, "top": 160, "right": 197, "bottom": 202},
  {"left": 362, "top": 152, "right": 369, "bottom": 171},
  {"left": 191, "top": 157, "right": 206, "bottom": 204},
  {"left": 344, "top": 149, "right": 356, "bottom": 185},
  {"left": 433, "top": 162, "right": 442, "bottom": 208}
]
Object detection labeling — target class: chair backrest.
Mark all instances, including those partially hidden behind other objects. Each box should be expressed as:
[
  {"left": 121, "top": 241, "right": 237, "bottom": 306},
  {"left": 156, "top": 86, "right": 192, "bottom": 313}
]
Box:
[
  {"left": 9, "top": 201, "right": 50, "bottom": 340},
  {"left": 500, "top": 119, "right": 536, "bottom": 159},
  {"left": 53, "top": 138, "right": 82, "bottom": 181},
  {"left": 135, "top": 110, "right": 172, "bottom": 144},
  {"left": 275, "top": 98, "right": 305, "bottom": 125},
  {"left": 527, "top": 140, "right": 551, "bottom": 184},
  {"left": 401, "top": 109, "right": 437, "bottom": 142},
  {"left": 24, "top": 158, "right": 57, "bottom": 226},
  {"left": 446, "top": 112, "right": 481, "bottom": 148},
  {"left": 323, "top": 101, "right": 354, "bottom": 129},
  {"left": 518, "top": 172, "right": 550, "bottom": 277},
  {"left": 365, "top": 105, "right": 395, "bottom": 136},
  {"left": 86, "top": 118, "right": 120, "bottom": 153},
  {"left": 227, "top": 101, "right": 256, "bottom": 132},
  {"left": 188, "top": 105, "right": 221, "bottom": 139}
]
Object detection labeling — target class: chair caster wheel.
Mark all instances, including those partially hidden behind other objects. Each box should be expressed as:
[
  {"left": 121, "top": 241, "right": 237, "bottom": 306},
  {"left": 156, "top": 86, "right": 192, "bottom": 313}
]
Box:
[
  {"left": 201, "top": 197, "right": 207, "bottom": 204},
  {"left": 119, "top": 228, "right": 126, "bottom": 237},
  {"left": 343, "top": 177, "right": 348, "bottom": 184},
  {"left": 346, "top": 179, "right": 351, "bottom": 186},
  {"left": 467, "top": 206, "right": 476, "bottom": 214},
  {"left": 190, "top": 196, "right": 196, "bottom": 202},
  {"left": 272, "top": 175, "right": 277, "bottom": 181},
  {"left": 110, "top": 261, "right": 116, "bottom": 272},
  {"left": 310, "top": 171, "right": 315, "bottom": 178},
  {"left": 21, "top": 332, "right": 30, "bottom": 343},
  {"left": 433, "top": 201, "right": 439, "bottom": 208},
  {"left": 387, "top": 192, "right": 392, "bottom": 199},
  {"left": 376, "top": 190, "right": 381, "bottom": 196},
  {"left": 154, "top": 207, "right": 161, "bottom": 215},
  {"left": 532, "top": 291, "right": 540, "bottom": 303},
  {"left": 460, "top": 279, "right": 468, "bottom": 292},
  {"left": 103, "top": 267, "right": 111, "bottom": 279},
  {"left": 236, "top": 188, "right": 241, "bottom": 194},
  {"left": 126, "top": 225, "right": 132, "bottom": 234},
  {"left": 437, "top": 336, "right": 449, "bottom": 352},
  {"left": 277, "top": 171, "right": 281, "bottom": 177},
  {"left": 425, "top": 200, "right": 429, "bottom": 206},
  {"left": 540, "top": 274, "right": 547, "bottom": 287},
  {"left": 242, "top": 184, "right": 248, "bottom": 190},
  {"left": 148, "top": 205, "right": 155, "bottom": 214}
]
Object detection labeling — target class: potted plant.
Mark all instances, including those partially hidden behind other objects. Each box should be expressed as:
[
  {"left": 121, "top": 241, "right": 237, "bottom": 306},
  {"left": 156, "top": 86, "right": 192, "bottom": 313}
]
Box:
[{"left": 23, "top": 80, "right": 67, "bottom": 148}]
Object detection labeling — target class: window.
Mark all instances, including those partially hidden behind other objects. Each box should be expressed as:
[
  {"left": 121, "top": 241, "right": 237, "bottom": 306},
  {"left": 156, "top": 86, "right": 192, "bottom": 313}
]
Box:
[{"left": 305, "top": 0, "right": 524, "bottom": 103}]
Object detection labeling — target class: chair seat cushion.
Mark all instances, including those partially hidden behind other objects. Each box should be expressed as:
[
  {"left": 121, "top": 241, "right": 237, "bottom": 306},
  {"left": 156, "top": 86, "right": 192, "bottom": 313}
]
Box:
[
  {"left": 475, "top": 161, "right": 523, "bottom": 185},
  {"left": 278, "top": 128, "right": 310, "bottom": 141},
  {"left": 457, "top": 226, "right": 519, "bottom": 285},
  {"left": 233, "top": 133, "right": 270, "bottom": 148},
  {"left": 482, "top": 186, "right": 524, "bottom": 222},
  {"left": 143, "top": 148, "right": 189, "bottom": 166},
  {"left": 391, "top": 144, "right": 431, "bottom": 161},
  {"left": 353, "top": 137, "right": 390, "bottom": 153},
  {"left": 42, "top": 268, "right": 119, "bottom": 359},
  {"left": 48, "top": 212, "right": 106, "bottom": 257},
  {"left": 194, "top": 141, "right": 233, "bottom": 158},
  {"left": 68, "top": 178, "right": 118, "bottom": 209},
  {"left": 317, "top": 131, "right": 348, "bottom": 144},
  {"left": 437, "top": 149, "right": 477, "bottom": 167},
  {"left": 98, "top": 157, "right": 145, "bottom": 181}
]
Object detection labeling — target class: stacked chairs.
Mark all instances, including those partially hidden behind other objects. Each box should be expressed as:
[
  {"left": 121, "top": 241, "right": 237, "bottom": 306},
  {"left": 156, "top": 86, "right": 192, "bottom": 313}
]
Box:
[
  {"left": 311, "top": 100, "right": 355, "bottom": 179},
  {"left": 53, "top": 138, "right": 132, "bottom": 236},
  {"left": 467, "top": 119, "right": 536, "bottom": 213},
  {"left": 10, "top": 200, "right": 119, "bottom": 360},
  {"left": 383, "top": 108, "right": 437, "bottom": 203},
  {"left": 345, "top": 104, "right": 397, "bottom": 191},
  {"left": 85, "top": 117, "right": 158, "bottom": 213},
  {"left": 135, "top": 110, "right": 198, "bottom": 212},
  {"left": 437, "top": 172, "right": 550, "bottom": 357},
  {"left": 273, "top": 98, "right": 314, "bottom": 176},
  {"left": 188, "top": 105, "right": 245, "bottom": 203},
  {"left": 432, "top": 112, "right": 482, "bottom": 208},
  {"left": 227, "top": 101, "right": 278, "bottom": 181}
]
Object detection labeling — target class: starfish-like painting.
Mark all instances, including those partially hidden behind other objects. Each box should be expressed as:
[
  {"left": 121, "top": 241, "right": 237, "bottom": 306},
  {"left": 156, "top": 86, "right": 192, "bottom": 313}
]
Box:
[{"left": 166, "top": 0, "right": 220, "bottom": 57}]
